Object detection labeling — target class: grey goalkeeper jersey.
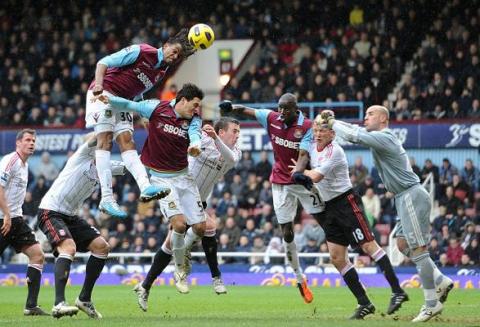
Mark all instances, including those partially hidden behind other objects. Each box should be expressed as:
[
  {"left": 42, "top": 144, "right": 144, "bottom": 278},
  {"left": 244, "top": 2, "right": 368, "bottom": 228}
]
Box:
[{"left": 332, "top": 121, "right": 419, "bottom": 195}]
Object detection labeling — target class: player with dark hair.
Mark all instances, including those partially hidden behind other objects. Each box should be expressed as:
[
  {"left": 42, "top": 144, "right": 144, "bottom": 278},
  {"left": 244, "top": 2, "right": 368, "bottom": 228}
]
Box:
[
  {"left": 319, "top": 106, "right": 453, "bottom": 322},
  {"left": 0, "top": 129, "right": 48, "bottom": 316},
  {"left": 219, "top": 94, "right": 321, "bottom": 304},
  {"left": 85, "top": 29, "right": 196, "bottom": 218},
  {"left": 292, "top": 115, "right": 408, "bottom": 319},
  {"left": 92, "top": 83, "right": 205, "bottom": 310}
]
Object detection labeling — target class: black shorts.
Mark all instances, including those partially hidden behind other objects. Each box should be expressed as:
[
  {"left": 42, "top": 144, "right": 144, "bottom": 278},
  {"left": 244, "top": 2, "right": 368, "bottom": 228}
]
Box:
[
  {"left": 0, "top": 217, "right": 38, "bottom": 253},
  {"left": 37, "top": 209, "right": 100, "bottom": 253},
  {"left": 323, "top": 190, "right": 374, "bottom": 247}
]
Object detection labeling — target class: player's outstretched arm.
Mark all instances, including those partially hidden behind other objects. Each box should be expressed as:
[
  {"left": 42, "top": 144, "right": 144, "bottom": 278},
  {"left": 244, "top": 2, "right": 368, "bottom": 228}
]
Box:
[
  {"left": 93, "top": 95, "right": 157, "bottom": 119},
  {"left": 202, "top": 124, "right": 238, "bottom": 163},
  {"left": 219, "top": 101, "right": 257, "bottom": 119},
  {"left": 332, "top": 120, "right": 392, "bottom": 151}
]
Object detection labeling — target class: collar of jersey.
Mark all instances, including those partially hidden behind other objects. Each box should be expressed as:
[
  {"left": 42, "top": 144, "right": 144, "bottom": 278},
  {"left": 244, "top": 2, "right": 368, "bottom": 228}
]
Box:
[
  {"left": 275, "top": 111, "right": 305, "bottom": 127},
  {"left": 170, "top": 99, "right": 183, "bottom": 118},
  {"left": 155, "top": 48, "right": 164, "bottom": 69}
]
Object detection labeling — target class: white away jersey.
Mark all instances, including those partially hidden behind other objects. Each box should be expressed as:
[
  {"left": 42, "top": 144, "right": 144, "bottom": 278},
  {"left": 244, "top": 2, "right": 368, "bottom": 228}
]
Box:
[
  {"left": 188, "top": 132, "right": 241, "bottom": 201},
  {"left": 308, "top": 141, "right": 352, "bottom": 201},
  {"left": 39, "top": 143, "right": 98, "bottom": 216},
  {"left": 0, "top": 152, "right": 29, "bottom": 218}
]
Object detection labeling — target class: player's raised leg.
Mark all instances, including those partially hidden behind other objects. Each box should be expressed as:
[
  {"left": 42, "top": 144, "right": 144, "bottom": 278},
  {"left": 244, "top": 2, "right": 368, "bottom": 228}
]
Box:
[{"left": 116, "top": 132, "right": 170, "bottom": 202}]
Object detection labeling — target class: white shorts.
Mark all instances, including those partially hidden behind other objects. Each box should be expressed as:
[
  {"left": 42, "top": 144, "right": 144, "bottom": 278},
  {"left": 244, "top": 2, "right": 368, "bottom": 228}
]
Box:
[
  {"left": 85, "top": 90, "right": 134, "bottom": 138},
  {"left": 272, "top": 183, "right": 325, "bottom": 224},
  {"left": 151, "top": 174, "right": 205, "bottom": 226}
]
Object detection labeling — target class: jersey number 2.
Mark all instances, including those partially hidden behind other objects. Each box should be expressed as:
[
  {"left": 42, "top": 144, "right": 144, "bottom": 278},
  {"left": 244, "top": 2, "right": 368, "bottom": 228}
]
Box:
[{"left": 310, "top": 194, "right": 321, "bottom": 206}]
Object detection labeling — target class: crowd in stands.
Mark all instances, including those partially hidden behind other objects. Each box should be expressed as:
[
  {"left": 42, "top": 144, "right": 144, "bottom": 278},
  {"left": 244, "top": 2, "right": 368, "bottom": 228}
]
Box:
[
  {"left": 1, "top": 0, "right": 478, "bottom": 128},
  {"left": 2, "top": 150, "right": 478, "bottom": 268}
]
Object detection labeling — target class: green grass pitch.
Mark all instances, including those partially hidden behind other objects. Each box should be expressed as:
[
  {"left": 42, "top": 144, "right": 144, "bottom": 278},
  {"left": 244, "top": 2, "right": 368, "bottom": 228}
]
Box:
[{"left": 0, "top": 285, "right": 478, "bottom": 326}]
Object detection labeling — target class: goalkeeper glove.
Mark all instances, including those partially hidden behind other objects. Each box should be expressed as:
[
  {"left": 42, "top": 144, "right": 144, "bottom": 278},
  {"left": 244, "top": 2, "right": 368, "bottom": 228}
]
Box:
[
  {"left": 219, "top": 100, "right": 233, "bottom": 116},
  {"left": 292, "top": 172, "right": 313, "bottom": 190}
]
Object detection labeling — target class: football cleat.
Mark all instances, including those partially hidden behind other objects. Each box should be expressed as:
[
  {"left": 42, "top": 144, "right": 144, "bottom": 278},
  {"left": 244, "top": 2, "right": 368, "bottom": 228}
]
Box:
[
  {"left": 23, "top": 306, "right": 49, "bottom": 316},
  {"left": 133, "top": 284, "right": 149, "bottom": 312},
  {"left": 174, "top": 269, "right": 190, "bottom": 294},
  {"left": 349, "top": 303, "right": 376, "bottom": 320},
  {"left": 75, "top": 298, "right": 102, "bottom": 319},
  {"left": 412, "top": 302, "right": 443, "bottom": 322},
  {"left": 99, "top": 199, "right": 127, "bottom": 219},
  {"left": 387, "top": 292, "right": 409, "bottom": 314},
  {"left": 51, "top": 301, "right": 79, "bottom": 319},
  {"left": 297, "top": 278, "right": 313, "bottom": 304},
  {"left": 212, "top": 277, "right": 227, "bottom": 294},
  {"left": 139, "top": 185, "right": 171, "bottom": 203},
  {"left": 436, "top": 276, "right": 454, "bottom": 303}
]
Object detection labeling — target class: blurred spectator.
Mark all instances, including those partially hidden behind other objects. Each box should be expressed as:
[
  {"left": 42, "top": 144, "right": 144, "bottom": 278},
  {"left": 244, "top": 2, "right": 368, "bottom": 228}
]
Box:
[
  {"left": 428, "top": 238, "right": 443, "bottom": 264},
  {"left": 461, "top": 159, "right": 479, "bottom": 192},
  {"left": 301, "top": 238, "right": 320, "bottom": 266},
  {"left": 409, "top": 157, "right": 422, "bottom": 180},
  {"left": 464, "top": 238, "right": 479, "bottom": 265},
  {"left": 37, "top": 151, "right": 59, "bottom": 183},
  {"left": 349, "top": 157, "right": 369, "bottom": 185},
  {"left": 446, "top": 238, "right": 464, "bottom": 266},
  {"left": 221, "top": 217, "right": 241, "bottom": 248},
  {"left": 439, "top": 186, "right": 462, "bottom": 215},
  {"left": 362, "top": 187, "right": 381, "bottom": 227},
  {"left": 264, "top": 237, "right": 284, "bottom": 265},
  {"left": 255, "top": 151, "right": 272, "bottom": 182},
  {"left": 218, "top": 233, "right": 235, "bottom": 264},
  {"left": 250, "top": 236, "right": 267, "bottom": 265}
]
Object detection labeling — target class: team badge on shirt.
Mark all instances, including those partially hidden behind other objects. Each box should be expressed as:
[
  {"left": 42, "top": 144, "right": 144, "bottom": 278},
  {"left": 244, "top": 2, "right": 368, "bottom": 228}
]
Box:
[
  {"left": 294, "top": 128, "right": 304, "bottom": 138},
  {"left": 105, "top": 110, "right": 112, "bottom": 118},
  {"left": 168, "top": 201, "right": 177, "bottom": 209}
]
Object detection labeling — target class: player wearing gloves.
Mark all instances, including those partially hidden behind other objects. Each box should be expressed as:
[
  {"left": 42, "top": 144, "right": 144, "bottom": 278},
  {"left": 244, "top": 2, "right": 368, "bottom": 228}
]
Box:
[
  {"left": 219, "top": 94, "right": 322, "bottom": 304},
  {"left": 318, "top": 106, "right": 453, "bottom": 322}
]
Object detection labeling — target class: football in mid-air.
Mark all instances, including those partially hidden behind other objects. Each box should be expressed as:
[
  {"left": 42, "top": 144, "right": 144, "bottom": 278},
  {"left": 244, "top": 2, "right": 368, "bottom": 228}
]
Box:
[{"left": 188, "top": 23, "right": 215, "bottom": 50}]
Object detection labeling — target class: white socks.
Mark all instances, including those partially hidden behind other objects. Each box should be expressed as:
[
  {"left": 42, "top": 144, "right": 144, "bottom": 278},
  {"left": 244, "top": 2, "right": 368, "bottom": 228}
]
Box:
[
  {"left": 121, "top": 150, "right": 150, "bottom": 192},
  {"left": 171, "top": 231, "right": 186, "bottom": 269},
  {"left": 284, "top": 240, "right": 303, "bottom": 283},
  {"left": 184, "top": 228, "right": 201, "bottom": 251},
  {"left": 96, "top": 150, "right": 113, "bottom": 200}
]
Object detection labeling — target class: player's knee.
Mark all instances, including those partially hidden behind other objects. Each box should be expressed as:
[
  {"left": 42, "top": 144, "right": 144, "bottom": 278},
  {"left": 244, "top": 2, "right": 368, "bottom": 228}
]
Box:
[
  {"left": 171, "top": 216, "right": 187, "bottom": 233},
  {"left": 330, "top": 255, "right": 346, "bottom": 269},
  {"left": 361, "top": 240, "right": 379, "bottom": 255},
  {"left": 192, "top": 222, "right": 206, "bottom": 237},
  {"left": 27, "top": 246, "right": 45, "bottom": 264},
  {"left": 97, "top": 132, "right": 114, "bottom": 150},
  {"left": 91, "top": 237, "right": 110, "bottom": 256},
  {"left": 57, "top": 239, "right": 77, "bottom": 256},
  {"left": 281, "top": 223, "right": 294, "bottom": 243}
]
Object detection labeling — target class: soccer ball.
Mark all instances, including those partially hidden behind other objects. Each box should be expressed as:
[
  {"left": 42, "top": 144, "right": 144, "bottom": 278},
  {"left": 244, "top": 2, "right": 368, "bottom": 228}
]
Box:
[{"left": 188, "top": 24, "right": 215, "bottom": 50}]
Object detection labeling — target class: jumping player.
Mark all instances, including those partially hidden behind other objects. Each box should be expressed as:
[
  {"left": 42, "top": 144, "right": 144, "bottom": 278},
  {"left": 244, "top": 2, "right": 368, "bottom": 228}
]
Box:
[
  {"left": 85, "top": 29, "right": 195, "bottom": 218},
  {"left": 92, "top": 83, "right": 205, "bottom": 311},
  {"left": 219, "top": 94, "right": 321, "bottom": 304}
]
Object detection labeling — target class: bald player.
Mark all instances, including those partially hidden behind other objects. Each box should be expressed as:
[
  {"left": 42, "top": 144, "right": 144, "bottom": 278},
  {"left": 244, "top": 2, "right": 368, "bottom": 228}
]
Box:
[
  {"left": 319, "top": 106, "right": 454, "bottom": 322},
  {"left": 220, "top": 93, "right": 322, "bottom": 304}
]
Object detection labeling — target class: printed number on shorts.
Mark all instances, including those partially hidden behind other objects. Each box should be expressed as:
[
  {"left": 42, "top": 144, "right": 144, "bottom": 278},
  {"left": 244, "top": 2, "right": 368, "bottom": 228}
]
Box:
[
  {"left": 353, "top": 228, "right": 364, "bottom": 242},
  {"left": 120, "top": 112, "right": 133, "bottom": 122},
  {"left": 310, "top": 193, "right": 322, "bottom": 207}
]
